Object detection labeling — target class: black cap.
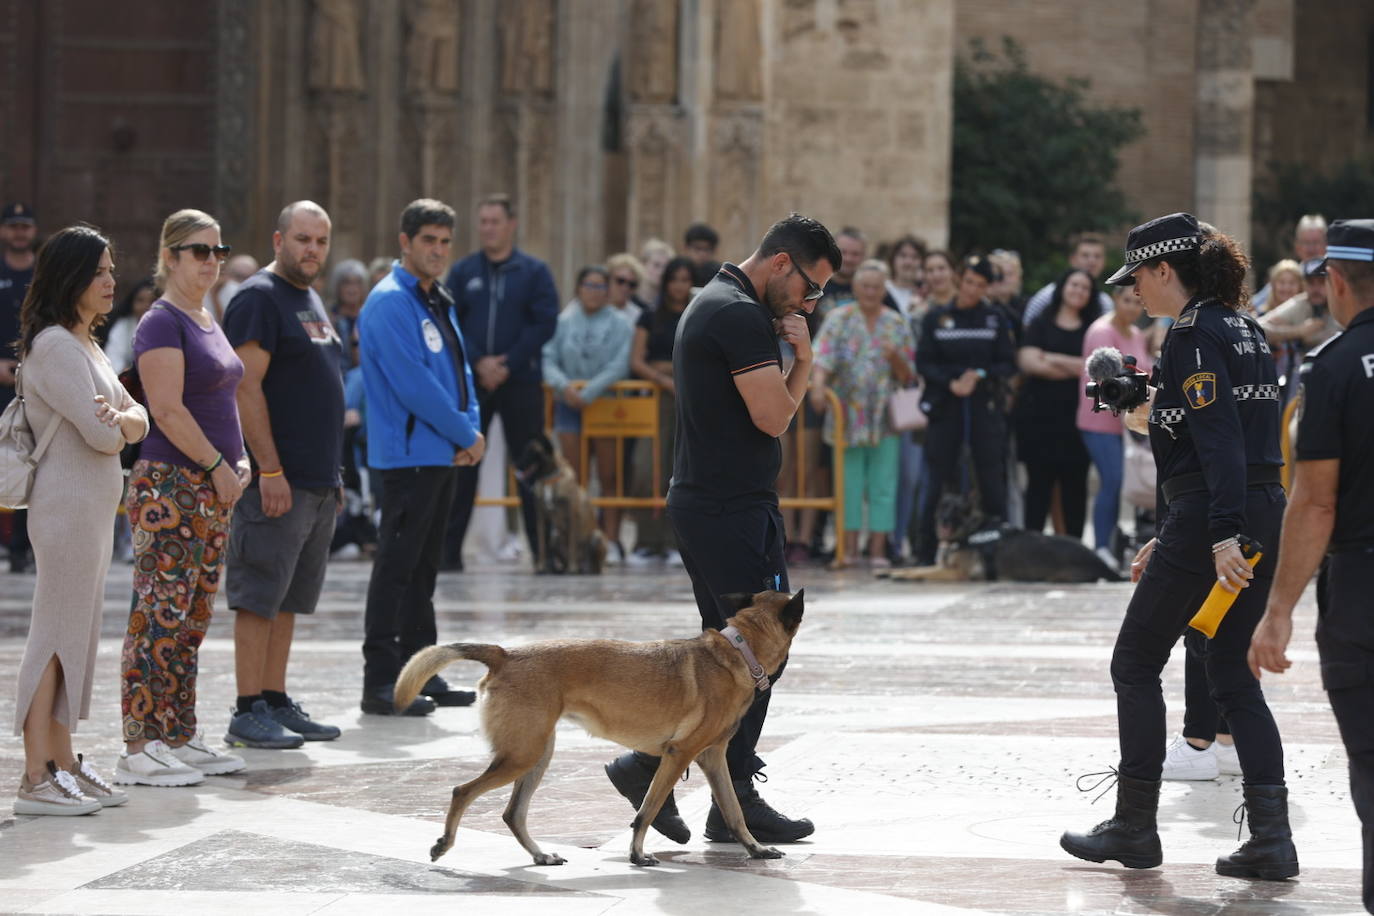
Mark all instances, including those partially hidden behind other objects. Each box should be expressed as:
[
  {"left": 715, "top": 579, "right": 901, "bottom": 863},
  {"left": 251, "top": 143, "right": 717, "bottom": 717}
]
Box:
[
  {"left": 1105, "top": 212, "right": 1202, "bottom": 285},
  {"left": 1319, "top": 219, "right": 1374, "bottom": 275},
  {"left": 963, "top": 255, "right": 997, "bottom": 284},
  {"left": 0, "top": 202, "right": 35, "bottom": 225}
]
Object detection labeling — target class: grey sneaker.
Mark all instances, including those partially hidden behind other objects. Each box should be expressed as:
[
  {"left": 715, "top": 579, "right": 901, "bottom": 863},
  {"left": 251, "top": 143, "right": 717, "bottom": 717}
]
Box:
[
  {"left": 66, "top": 754, "right": 128, "bottom": 807},
  {"left": 112, "top": 740, "right": 205, "bottom": 787},
  {"left": 16, "top": 762, "right": 102, "bottom": 816},
  {"left": 225, "top": 700, "right": 305, "bottom": 750},
  {"left": 172, "top": 731, "right": 249, "bottom": 774},
  {"left": 268, "top": 698, "right": 341, "bottom": 741}
]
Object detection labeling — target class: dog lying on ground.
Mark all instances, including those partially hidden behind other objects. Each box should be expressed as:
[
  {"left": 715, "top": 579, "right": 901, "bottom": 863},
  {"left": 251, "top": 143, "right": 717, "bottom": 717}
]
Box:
[
  {"left": 393, "top": 589, "right": 806, "bottom": 867},
  {"left": 514, "top": 432, "right": 607, "bottom": 574},
  {"left": 883, "top": 493, "right": 1123, "bottom": 583}
]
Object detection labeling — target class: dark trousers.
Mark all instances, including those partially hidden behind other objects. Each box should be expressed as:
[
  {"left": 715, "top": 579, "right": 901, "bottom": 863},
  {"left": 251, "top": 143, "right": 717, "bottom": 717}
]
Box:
[
  {"left": 1182, "top": 628, "right": 1230, "bottom": 740},
  {"left": 362, "top": 466, "right": 457, "bottom": 688},
  {"left": 1111, "top": 485, "right": 1287, "bottom": 784},
  {"left": 447, "top": 380, "right": 544, "bottom": 563},
  {"left": 1022, "top": 457, "right": 1089, "bottom": 538},
  {"left": 1317, "top": 553, "right": 1374, "bottom": 914},
  {"left": 918, "top": 400, "right": 1006, "bottom": 561},
  {"left": 668, "top": 500, "right": 789, "bottom": 780}
]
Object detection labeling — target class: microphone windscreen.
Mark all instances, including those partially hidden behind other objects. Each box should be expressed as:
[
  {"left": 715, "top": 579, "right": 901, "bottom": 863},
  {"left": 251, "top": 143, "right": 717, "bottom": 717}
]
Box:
[{"left": 1086, "top": 346, "right": 1125, "bottom": 382}]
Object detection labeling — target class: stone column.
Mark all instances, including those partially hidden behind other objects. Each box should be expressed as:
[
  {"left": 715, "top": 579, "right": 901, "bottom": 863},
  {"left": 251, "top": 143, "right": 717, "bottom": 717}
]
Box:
[
  {"left": 214, "top": 0, "right": 258, "bottom": 252},
  {"left": 1194, "top": 0, "right": 1256, "bottom": 249}
]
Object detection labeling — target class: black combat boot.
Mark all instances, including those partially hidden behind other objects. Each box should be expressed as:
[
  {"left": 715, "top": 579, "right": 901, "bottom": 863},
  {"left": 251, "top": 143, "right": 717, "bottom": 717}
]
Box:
[
  {"left": 604, "top": 751, "right": 690, "bottom": 844},
  {"left": 704, "top": 774, "right": 815, "bottom": 843},
  {"left": 1215, "top": 785, "right": 1299, "bottom": 880},
  {"left": 1060, "top": 774, "right": 1163, "bottom": 869}
]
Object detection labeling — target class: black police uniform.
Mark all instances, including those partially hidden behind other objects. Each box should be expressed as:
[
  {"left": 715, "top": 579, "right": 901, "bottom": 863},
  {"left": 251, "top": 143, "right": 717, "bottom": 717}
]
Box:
[
  {"left": 1295, "top": 301, "right": 1374, "bottom": 912},
  {"left": 1114, "top": 296, "right": 1287, "bottom": 784},
  {"left": 915, "top": 298, "right": 1016, "bottom": 561}
]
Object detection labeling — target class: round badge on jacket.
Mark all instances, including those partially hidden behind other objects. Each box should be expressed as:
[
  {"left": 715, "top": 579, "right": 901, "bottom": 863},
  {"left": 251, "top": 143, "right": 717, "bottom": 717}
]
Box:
[{"left": 421, "top": 319, "right": 443, "bottom": 353}]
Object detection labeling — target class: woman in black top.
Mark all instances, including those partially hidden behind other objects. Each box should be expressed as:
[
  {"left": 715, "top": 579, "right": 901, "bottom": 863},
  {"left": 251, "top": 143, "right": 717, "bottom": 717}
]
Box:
[
  {"left": 1060, "top": 213, "right": 1296, "bottom": 880},
  {"left": 1014, "top": 269, "right": 1100, "bottom": 537},
  {"left": 628, "top": 257, "right": 694, "bottom": 560}
]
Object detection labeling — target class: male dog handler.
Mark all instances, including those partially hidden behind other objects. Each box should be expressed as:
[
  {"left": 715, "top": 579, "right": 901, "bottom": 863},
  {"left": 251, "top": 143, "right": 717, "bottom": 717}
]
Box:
[
  {"left": 605, "top": 213, "right": 841, "bottom": 845},
  {"left": 1250, "top": 219, "right": 1374, "bottom": 913}
]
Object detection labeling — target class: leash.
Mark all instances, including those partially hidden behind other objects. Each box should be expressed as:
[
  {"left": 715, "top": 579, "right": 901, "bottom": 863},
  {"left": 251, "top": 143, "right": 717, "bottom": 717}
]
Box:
[{"left": 718, "top": 626, "right": 771, "bottom": 691}]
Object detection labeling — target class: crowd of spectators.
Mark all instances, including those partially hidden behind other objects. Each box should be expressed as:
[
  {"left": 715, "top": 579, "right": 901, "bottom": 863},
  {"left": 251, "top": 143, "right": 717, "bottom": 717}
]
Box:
[{"left": 0, "top": 203, "right": 1337, "bottom": 575}]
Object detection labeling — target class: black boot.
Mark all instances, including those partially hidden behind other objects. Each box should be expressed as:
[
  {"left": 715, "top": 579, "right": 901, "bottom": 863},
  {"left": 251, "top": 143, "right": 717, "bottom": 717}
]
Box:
[
  {"left": 704, "top": 774, "right": 814, "bottom": 844},
  {"left": 1215, "top": 785, "right": 1299, "bottom": 880},
  {"left": 1060, "top": 774, "right": 1163, "bottom": 869},
  {"left": 604, "top": 752, "right": 690, "bottom": 844}
]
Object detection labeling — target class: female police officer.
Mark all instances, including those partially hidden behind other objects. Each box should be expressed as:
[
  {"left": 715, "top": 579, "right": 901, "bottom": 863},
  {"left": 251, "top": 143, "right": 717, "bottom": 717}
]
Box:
[{"left": 1060, "top": 213, "right": 1298, "bottom": 879}]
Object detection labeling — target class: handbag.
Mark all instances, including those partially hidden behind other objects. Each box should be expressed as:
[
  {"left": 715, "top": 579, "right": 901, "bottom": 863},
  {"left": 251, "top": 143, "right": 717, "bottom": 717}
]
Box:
[
  {"left": 0, "top": 364, "right": 64, "bottom": 510},
  {"left": 888, "top": 385, "right": 927, "bottom": 432}
]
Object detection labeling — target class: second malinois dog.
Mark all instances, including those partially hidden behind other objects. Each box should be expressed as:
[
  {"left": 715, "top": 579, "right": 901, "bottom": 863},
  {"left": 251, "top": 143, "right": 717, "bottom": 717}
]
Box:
[
  {"left": 514, "top": 432, "right": 607, "bottom": 574},
  {"left": 393, "top": 588, "right": 805, "bottom": 867},
  {"left": 883, "top": 492, "right": 1122, "bottom": 583}
]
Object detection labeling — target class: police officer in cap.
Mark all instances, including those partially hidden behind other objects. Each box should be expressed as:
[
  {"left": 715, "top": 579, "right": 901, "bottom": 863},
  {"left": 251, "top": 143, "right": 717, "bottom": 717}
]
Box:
[
  {"left": 914, "top": 254, "right": 1016, "bottom": 564},
  {"left": 1250, "top": 219, "right": 1374, "bottom": 913},
  {"left": 1061, "top": 213, "right": 1298, "bottom": 879}
]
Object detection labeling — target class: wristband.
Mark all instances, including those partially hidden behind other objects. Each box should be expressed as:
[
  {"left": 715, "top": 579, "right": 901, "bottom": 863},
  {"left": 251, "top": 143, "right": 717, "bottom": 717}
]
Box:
[
  {"left": 202, "top": 452, "right": 224, "bottom": 473},
  {"left": 1211, "top": 536, "right": 1240, "bottom": 555},
  {"left": 259, "top": 468, "right": 284, "bottom": 479}
]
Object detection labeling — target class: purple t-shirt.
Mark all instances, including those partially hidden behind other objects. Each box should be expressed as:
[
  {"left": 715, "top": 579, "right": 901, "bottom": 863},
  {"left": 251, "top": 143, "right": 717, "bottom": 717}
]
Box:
[{"left": 133, "top": 301, "right": 245, "bottom": 470}]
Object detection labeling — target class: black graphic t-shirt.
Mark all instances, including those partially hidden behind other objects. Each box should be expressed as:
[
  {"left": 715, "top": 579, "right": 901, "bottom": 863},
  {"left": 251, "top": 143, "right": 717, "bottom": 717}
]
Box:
[{"left": 223, "top": 269, "right": 345, "bottom": 488}]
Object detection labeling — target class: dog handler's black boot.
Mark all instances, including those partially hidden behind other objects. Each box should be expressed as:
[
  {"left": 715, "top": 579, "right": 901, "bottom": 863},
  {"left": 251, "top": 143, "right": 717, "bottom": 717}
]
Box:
[
  {"left": 1060, "top": 774, "right": 1163, "bottom": 869},
  {"left": 604, "top": 751, "right": 690, "bottom": 844},
  {"left": 1215, "top": 785, "right": 1299, "bottom": 880},
  {"left": 704, "top": 775, "right": 815, "bottom": 844}
]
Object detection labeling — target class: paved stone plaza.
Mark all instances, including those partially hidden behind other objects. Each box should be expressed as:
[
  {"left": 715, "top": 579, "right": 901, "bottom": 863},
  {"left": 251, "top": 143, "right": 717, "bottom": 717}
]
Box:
[{"left": 0, "top": 558, "right": 1365, "bottom": 915}]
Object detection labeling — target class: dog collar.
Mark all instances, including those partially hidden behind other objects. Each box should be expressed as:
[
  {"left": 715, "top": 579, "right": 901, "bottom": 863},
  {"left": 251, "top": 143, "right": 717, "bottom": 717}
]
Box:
[{"left": 719, "top": 626, "right": 770, "bottom": 691}]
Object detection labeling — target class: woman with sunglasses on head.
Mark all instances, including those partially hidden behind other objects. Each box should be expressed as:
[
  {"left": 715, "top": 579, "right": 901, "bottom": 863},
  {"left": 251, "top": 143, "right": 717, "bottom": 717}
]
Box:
[
  {"left": 114, "top": 209, "right": 252, "bottom": 788},
  {"left": 1060, "top": 214, "right": 1295, "bottom": 880},
  {"left": 12, "top": 226, "right": 148, "bottom": 815}
]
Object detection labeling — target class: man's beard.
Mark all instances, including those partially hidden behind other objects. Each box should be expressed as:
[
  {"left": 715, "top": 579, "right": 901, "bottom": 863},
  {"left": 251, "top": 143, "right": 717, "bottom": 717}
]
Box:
[
  {"left": 761, "top": 275, "right": 793, "bottom": 318},
  {"left": 279, "top": 256, "right": 319, "bottom": 289}
]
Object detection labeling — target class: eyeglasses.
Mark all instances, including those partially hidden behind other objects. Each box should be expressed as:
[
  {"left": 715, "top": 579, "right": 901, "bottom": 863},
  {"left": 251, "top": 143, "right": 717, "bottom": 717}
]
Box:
[
  {"left": 613, "top": 276, "right": 639, "bottom": 289},
  {"left": 581, "top": 281, "right": 608, "bottom": 291},
  {"left": 790, "top": 256, "right": 825, "bottom": 301},
  {"left": 171, "top": 243, "right": 232, "bottom": 263}
]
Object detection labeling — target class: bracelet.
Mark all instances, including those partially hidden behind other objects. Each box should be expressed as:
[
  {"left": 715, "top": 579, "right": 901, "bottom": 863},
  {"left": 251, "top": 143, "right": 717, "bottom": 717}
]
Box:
[
  {"left": 1211, "top": 537, "right": 1240, "bottom": 555},
  {"left": 202, "top": 452, "right": 224, "bottom": 474},
  {"left": 259, "top": 468, "right": 284, "bottom": 479}
]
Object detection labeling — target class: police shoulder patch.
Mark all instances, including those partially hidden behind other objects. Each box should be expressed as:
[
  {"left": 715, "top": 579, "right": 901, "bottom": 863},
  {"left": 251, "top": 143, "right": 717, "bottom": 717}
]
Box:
[
  {"left": 1183, "top": 371, "right": 1216, "bottom": 408},
  {"left": 1173, "top": 310, "right": 1198, "bottom": 330}
]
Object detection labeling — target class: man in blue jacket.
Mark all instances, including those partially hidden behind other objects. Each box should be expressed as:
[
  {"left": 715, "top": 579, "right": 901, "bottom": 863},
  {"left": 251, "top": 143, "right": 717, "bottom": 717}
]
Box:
[
  {"left": 358, "top": 199, "right": 484, "bottom": 716},
  {"left": 443, "top": 194, "right": 559, "bottom": 569}
]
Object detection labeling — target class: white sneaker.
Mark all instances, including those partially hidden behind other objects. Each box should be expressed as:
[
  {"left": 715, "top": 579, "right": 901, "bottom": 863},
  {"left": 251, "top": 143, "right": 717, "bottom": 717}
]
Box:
[
  {"left": 170, "top": 732, "right": 246, "bottom": 775},
  {"left": 1095, "top": 546, "right": 1120, "bottom": 572},
  {"left": 1214, "top": 740, "right": 1243, "bottom": 776},
  {"left": 624, "top": 547, "right": 659, "bottom": 568},
  {"left": 15, "top": 763, "right": 102, "bottom": 816},
  {"left": 1161, "top": 734, "right": 1219, "bottom": 781},
  {"left": 113, "top": 739, "right": 206, "bottom": 787},
  {"left": 665, "top": 549, "right": 684, "bottom": 567},
  {"left": 67, "top": 754, "right": 129, "bottom": 806}
]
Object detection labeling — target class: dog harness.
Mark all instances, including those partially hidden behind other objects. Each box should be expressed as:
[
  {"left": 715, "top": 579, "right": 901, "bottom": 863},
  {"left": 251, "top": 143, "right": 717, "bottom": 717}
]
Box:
[{"left": 719, "top": 626, "right": 770, "bottom": 691}]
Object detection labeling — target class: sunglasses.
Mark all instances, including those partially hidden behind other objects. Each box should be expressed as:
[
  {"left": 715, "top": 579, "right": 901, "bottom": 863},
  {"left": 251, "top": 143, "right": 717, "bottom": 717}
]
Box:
[
  {"left": 171, "top": 243, "right": 232, "bottom": 263},
  {"left": 613, "top": 276, "right": 639, "bottom": 289},
  {"left": 790, "top": 256, "right": 825, "bottom": 301}
]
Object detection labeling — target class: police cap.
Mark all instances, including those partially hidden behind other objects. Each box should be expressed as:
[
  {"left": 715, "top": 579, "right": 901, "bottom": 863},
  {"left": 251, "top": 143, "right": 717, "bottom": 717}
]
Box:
[
  {"left": 963, "top": 255, "right": 997, "bottom": 284},
  {"left": 1317, "top": 218, "right": 1374, "bottom": 275},
  {"left": 1106, "top": 212, "right": 1202, "bottom": 286},
  {"left": 0, "top": 202, "right": 35, "bottom": 225}
]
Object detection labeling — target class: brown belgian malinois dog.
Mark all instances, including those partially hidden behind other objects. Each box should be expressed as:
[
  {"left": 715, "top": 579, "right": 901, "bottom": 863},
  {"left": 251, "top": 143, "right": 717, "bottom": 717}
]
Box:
[{"left": 393, "top": 588, "right": 805, "bottom": 867}]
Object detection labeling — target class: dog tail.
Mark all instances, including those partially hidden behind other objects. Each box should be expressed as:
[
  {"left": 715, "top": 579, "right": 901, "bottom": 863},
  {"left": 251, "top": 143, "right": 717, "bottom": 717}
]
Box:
[{"left": 394, "top": 643, "right": 507, "bottom": 712}]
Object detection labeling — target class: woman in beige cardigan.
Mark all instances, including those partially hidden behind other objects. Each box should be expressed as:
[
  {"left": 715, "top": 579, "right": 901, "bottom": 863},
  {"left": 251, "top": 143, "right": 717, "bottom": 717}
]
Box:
[{"left": 13, "top": 226, "right": 148, "bottom": 815}]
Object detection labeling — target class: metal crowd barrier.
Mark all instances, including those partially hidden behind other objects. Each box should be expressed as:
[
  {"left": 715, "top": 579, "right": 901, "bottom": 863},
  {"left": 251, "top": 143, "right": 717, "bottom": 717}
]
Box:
[{"left": 475, "top": 380, "right": 848, "bottom": 566}]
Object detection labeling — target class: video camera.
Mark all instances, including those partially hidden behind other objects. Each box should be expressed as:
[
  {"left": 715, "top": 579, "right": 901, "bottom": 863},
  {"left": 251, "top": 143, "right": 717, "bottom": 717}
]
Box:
[{"left": 1085, "top": 347, "right": 1149, "bottom": 416}]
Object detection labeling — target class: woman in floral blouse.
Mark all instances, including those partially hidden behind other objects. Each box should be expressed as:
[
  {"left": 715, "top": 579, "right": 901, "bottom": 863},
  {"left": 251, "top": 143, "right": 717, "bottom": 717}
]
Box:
[{"left": 810, "top": 260, "right": 916, "bottom": 568}]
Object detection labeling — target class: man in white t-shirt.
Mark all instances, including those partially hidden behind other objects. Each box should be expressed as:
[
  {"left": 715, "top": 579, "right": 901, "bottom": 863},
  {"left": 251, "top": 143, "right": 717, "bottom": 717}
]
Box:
[{"left": 1022, "top": 233, "right": 1114, "bottom": 327}]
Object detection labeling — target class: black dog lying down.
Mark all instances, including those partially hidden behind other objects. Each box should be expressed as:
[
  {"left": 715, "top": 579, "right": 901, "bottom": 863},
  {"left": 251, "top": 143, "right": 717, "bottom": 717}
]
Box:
[{"left": 883, "top": 493, "right": 1124, "bottom": 583}]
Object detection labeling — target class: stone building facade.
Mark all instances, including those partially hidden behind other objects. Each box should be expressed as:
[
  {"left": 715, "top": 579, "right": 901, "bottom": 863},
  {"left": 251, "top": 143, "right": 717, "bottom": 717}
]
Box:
[{"left": 1, "top": 0, "right": 1368, "bottom": 293}]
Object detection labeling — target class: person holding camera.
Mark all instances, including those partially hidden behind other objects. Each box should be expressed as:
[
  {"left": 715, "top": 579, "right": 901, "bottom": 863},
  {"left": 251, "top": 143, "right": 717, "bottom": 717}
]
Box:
[{"left": 1060, "top": 213, "right": 1295, "bottom": 880}]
